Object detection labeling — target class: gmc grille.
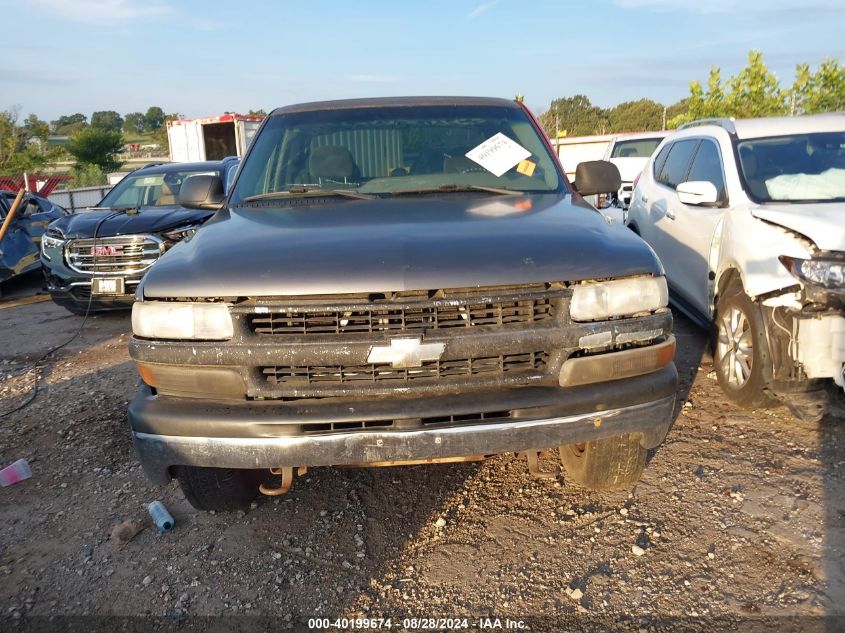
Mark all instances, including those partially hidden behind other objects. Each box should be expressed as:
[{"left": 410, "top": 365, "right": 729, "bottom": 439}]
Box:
[{"left": 65, "top": 235, "right": 163, "bottom": 275}]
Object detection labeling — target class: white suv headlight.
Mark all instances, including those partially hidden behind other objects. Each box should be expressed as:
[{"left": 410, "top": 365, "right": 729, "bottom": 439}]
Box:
[
  {"left": 132, "top": 301, "right": 233, "bottom": 340},
  {"left": 570, "top": 275, "right": 668, "bottom": 321},
  {"left": 780, "top": 256, "right": 845, "bottom": 289}
]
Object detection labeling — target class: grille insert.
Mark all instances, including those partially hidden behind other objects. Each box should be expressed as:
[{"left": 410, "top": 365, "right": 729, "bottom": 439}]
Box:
[
  {"left": 65, "top": 235, "right": 162, "bottom": 275},
  {"left": 262, "top": 352, "right": 548, "bottom": 386},
  {"left": 249, "top": 298, "right": 554, "bottom": 335}
]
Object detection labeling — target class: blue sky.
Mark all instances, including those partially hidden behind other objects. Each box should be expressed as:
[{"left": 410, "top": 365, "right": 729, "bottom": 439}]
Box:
[{"left": 1, "top": 0, "right": 842, "bottom": 122}]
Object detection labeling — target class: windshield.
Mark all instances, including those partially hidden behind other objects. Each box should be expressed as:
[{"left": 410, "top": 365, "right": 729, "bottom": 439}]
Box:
[
  {"left": 98, "top": 169, "right": 219, "bottom": 209},
  {"left": 232, "top": 104, "right": 564, "bottom": 203},
  {"left": 737, "top": 132, "right": 845, "bottom": 203},
  {"left": 610, "top": 138, "right": 663, "bottom": 158}
]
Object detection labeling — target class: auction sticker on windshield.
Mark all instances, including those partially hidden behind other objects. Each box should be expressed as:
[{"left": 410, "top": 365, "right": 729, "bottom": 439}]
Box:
[{"left": 465, "top": 133, "right": 531, "bottom": 177}]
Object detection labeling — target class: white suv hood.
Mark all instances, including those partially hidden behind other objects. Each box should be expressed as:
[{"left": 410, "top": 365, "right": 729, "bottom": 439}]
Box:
[{"left": 752, "top": 202, "right": 845, "bottom": 251}]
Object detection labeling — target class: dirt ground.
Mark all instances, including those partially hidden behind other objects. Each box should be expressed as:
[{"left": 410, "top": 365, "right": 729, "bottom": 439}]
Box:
[{"left": 1, "top": 289, "right": 843, "bottom": 631}]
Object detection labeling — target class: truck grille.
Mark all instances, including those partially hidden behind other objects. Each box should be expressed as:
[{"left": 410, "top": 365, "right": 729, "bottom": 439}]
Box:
[
  {"left": 262, "top": 351, "right": 548, "bottom": 386},
  {"left": 65, "top": 235, "right": 163, "bottom": 275},
  {"left": 248, "top": 296, "right": 555, "bottom": 336}
]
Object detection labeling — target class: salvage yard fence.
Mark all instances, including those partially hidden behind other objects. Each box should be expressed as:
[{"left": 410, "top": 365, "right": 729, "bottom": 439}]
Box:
[{"left": 48, "top": 185, "right": 112, "bottom": 213}]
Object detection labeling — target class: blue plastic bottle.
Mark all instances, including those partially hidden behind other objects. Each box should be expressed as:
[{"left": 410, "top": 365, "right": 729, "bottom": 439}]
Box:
[{"left": 148, "top": 501, "right": 175, "bottom": 532}]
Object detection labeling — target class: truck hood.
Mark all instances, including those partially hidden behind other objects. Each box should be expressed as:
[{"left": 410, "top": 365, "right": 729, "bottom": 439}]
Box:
[
  {"left": 751, "top": 202, "right": 845, "bottom": 252},
  {"left": 141, "top": 193, "right": 663, "bottom": 298},
  {"left": 48, "top": 206, "right": 213, "bottom": 240},
  {"left": 608, "top": 157, "right": 648, "bottom": 184}
]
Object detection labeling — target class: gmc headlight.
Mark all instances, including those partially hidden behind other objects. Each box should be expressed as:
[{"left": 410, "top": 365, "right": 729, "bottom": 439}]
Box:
[
  {"left": 132, "top": 301, "right": 233, "bottom": 340},
  {"left": 779, "top": 256, "right": 845, "bottom": 289},
  {"left": 41, "top": 234, "right": 65, "bottom": 260},
  {"left": 570, "top": 275, "right": 668, "bottom": 321},
  {"left": 162, "top": 224, "right": 201, "bottom": 242}
]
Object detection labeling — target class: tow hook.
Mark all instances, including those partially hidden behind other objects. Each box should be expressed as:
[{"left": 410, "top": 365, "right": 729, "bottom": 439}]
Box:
[
  {"left": 522, "top": 450, "right": 559, "bottom": 479},
  {"left": 259, "top": 466, "right": 308, "bottom": 496}
]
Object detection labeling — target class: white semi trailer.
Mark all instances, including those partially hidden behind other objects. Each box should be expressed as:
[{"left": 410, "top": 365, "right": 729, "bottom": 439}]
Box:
[{"left": 166, "top": 113, "right": 264, "bottom": 162}]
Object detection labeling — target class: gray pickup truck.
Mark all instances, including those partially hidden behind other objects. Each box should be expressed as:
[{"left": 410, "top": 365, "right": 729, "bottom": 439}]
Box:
[{"left": 128, "top": 97, "right": 677, "bottom": 511}]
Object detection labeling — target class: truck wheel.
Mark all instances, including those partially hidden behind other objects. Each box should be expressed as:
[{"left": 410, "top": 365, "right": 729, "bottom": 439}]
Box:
[
  {"left": 714, "top": 289, "right": 776, "bottom": 408},
  {"left": 558, "top": 433, "right": 646, "bottom": 490},
  {"left": 175, "top": 466, "right": 260, "bottom": 511}
]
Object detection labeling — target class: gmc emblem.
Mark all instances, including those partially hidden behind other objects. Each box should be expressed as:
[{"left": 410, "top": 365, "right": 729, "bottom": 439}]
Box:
[{"left": 90, "top": 245, "right": 121, "bottom": 256}]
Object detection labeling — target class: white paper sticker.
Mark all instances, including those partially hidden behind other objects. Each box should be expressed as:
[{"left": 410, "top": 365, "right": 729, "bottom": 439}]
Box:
[{"left": 465, "top": 133, "right": 531, "bottom": 177}]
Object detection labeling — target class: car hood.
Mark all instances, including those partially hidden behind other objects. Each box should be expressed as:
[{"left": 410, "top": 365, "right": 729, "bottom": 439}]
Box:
[
  {"left": 48, "top": 206, "right": 213, "bottom": 239},
  {"left": 751, "top": 202, "right": 845, "bottom": 252},
  {"left": 141, "top": 193, "right": 663, "bottom": 298},
  {"left": 608, "top": 157, "right": 648, "bottom": 183}
]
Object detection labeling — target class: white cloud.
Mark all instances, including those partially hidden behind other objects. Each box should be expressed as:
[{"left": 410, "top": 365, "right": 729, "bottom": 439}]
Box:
[
  {"left": 25, "top": 0, "right": 171, "bottom": 25},
  {"left": 467, "top": 0, "right": 500, "bottom": 19},
  {"left": 345, "top": 74, "right": 398, "bottom": 83},
  {"left": 612, "top": 0, "right": 843, "bottom": 13}
]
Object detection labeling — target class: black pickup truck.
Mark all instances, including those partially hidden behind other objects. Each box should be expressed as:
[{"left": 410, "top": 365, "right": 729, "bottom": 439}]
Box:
[{"left": 128, "top": 97, "right": 677, "bottom": 510}]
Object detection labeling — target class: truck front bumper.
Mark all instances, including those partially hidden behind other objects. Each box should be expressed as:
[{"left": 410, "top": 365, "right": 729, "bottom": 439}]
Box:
[{"left": 129, "top": 365, "right": 677, "bottom": 485}]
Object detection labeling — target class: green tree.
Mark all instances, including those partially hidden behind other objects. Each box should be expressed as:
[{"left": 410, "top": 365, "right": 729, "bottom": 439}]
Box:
[
  {"left": 670, "top": 51, "right": 791, "bottom": 126},
  {"left": 145, "top": 106, "right": 165, "bottom": 131},
  {"left": 23, "top": 114, "right": 50, "bottom": 141},
  {"left": 123, "top": 112, "right": 146, "bottom": 134},
  {"left": 51, "top": 113, "right": 87, "bottom": 134},
  {"left": 790, "top": 59, "right": 845, "bottom": 114},
  {"left": 248, "top": 109, "right": 267, "bottom": 116},
  {"left": 71, "top": 162, "right": 107, "bottom": 187},
  {"left": 608, "top": 99, "right": 664, "bottom": 133},
  {"left": 66, "top": 127, "right": 124, "bottom": 172},
  {"left": 0, "top": 108, "right": 46, "bottom": 175},
  {"left": 91, "top": 110, "right": 124, "bottom": 132},
  {"left": 724, "top": 51, "right": 786, "bottom": 117},
  {"left": 538, "top": 95, "right": 608, "bottom": 137}
]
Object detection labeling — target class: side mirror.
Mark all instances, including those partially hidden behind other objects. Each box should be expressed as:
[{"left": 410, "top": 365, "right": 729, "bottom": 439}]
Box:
[
  {"left": 677, "top": 180, "right": 719, "bottom": 206},
  {"left": 574, "top": 160, "right": 622, "bottom": 196},
  {"left": 178, "top": 175, "right": 225, "bottom": 210}
]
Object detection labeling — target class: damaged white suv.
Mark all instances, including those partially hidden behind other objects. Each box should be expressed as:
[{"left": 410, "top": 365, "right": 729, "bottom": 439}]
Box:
[{"left": 627, "top": 113, "right": 844, "bottom": 421}]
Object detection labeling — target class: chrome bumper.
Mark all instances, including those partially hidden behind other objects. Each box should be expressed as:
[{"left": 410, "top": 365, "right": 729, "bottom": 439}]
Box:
[{"left": 133, "top": 395, "right": 675, "bottom": 485}]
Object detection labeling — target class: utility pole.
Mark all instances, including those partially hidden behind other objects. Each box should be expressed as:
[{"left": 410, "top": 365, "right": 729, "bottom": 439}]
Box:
[{"left": 662, "top": 106, "right": 667, "bottom": 131}]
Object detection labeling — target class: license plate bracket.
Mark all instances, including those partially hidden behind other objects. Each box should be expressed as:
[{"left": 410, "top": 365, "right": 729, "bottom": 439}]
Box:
[{"left": 91, "top": 277, "right": 125, "bottom": 295}]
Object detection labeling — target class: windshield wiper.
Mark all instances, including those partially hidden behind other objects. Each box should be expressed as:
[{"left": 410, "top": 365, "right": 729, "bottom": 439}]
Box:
[
  {"left": 242, "top": 187, "right": 375, "bottom": 202},
  {"left": 389, "top": 184, "right": 520, "bottom": 196}
]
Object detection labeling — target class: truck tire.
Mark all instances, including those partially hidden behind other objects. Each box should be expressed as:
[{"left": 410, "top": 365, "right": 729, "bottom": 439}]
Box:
[
  {"left": 714, "top": 289, "right": 776, "bottom": 408},
  {"left": 176, "top": 466, "right": 260, "bottom": 511},
  {"left": 558, "top": 433, "right": 646, "bottom": 490}
]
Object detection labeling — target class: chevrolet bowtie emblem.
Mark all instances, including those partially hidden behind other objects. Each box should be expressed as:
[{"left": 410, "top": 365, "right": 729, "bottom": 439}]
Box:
[{"left": 367, "top": 337, "right": 446, "bottom": 368}]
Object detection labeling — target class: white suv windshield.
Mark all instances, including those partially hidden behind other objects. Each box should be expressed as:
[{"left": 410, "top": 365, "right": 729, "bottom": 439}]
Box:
[
  {"left": 737, "top": 132, "right": 845, "bottom": 203},
  {"left": 232, "top": 104, "right": 564, "bottom": 202}
]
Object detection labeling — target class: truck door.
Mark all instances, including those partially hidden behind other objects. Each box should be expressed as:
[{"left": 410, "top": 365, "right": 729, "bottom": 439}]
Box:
[
  {"left": 186, "top": 121, "right": 205, "bottom": 162},
  {"left": 167, "top": 123, "right": 190, "bottom": 162},
  {"left": 235, "top": 120, "right": 262, "bottom": 156}
]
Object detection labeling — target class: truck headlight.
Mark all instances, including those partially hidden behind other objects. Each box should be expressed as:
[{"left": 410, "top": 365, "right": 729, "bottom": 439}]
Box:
[
  {"left": 162, "top": 224, "right": 201, "bottom": 242},
  {"left": 41, "top": 234, "right": 65, "bottom": 260},
  {"left": 132, "top": 301, "right": 233, "bottom": 340},
  {"left": 570, "top": 275, "right": 668, "bottom": 321},
  {"left": 779, "top": 256, "right": 845, "bottom": 289}
]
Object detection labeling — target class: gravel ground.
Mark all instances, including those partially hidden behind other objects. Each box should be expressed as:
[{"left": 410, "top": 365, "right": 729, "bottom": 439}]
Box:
[{"left": 0, "top": 299, "right": 843, "bottom": 631}]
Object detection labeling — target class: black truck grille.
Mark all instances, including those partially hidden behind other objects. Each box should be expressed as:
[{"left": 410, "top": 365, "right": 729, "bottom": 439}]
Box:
[
  {"left": 261, "top": 351, "right": 548, "bottom": 386},
  {"left": 248, "top": 297, "right": 555, "bottom": 336}
]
